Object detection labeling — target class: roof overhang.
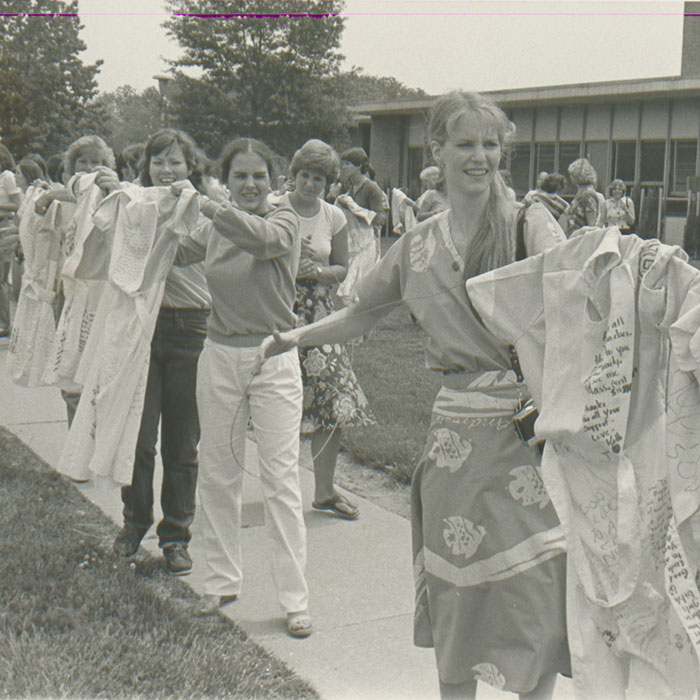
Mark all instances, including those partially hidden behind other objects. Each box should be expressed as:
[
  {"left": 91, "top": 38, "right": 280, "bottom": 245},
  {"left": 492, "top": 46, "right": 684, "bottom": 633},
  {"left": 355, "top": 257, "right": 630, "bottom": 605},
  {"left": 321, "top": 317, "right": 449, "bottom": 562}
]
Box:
[{"left": 351, "top": 75, "right": 700, "bottom": 116}]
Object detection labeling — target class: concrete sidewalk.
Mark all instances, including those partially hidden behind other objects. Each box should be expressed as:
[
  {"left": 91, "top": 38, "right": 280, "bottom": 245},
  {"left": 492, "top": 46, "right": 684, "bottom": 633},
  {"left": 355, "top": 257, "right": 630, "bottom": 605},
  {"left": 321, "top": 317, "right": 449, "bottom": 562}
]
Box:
[{"left": 0, "top": 340, "right": 574, "bottom": 700}]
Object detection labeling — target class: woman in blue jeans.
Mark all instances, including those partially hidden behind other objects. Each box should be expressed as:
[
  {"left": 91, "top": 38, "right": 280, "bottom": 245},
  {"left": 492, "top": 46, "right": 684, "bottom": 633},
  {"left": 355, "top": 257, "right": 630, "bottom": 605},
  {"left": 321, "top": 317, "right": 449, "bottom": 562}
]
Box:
[{"left": 103, "top": 129, "right": 211, "bottom": 575}]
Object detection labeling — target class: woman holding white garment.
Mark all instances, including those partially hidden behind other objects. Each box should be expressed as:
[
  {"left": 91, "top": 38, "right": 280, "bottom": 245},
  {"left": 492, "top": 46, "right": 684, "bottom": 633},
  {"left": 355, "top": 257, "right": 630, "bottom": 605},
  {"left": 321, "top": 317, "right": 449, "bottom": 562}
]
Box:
[
  {"left": 175, "top": 137, "right": 311, "bottom": 638},
  {"left": 282, "top": 139, "right": 374, "bottom": 521},
  {"left": 262, "top": 92, "right": 569, "bottom": 697}
]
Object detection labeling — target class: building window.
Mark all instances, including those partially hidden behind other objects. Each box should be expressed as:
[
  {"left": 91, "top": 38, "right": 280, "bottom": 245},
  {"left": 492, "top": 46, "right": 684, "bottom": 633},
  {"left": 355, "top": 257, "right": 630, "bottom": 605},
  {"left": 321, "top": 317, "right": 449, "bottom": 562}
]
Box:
[
  {"left": 535, "top": 142, "right": 555, "bottom": 176},
  {"left": 613, "top": 141, "right": 636, "bottom": 183},
  {"left": 640, "top": 141, "right": 665, "bottom": 183},
  {"left": 558, "top": 142, "right": 581, "bottom": 173},
  {"left": 510, "top": 143, "right": 532, "bottom": 195},
  {"left": 670, "top": 140, "right": 697, "bottom": 195},
  {"left": 406, "top": 146, "right": 425, "bottom": 200},
  {"left": 585, "top": 141, "right": 610, "bottom": 192}
]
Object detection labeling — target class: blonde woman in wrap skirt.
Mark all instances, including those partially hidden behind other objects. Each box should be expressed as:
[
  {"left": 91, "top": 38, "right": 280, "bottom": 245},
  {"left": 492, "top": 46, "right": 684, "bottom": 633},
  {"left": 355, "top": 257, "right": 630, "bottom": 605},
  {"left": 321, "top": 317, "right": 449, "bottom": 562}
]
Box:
[{"left": 261, "top": 92, "right": 570, "bottom": 699}]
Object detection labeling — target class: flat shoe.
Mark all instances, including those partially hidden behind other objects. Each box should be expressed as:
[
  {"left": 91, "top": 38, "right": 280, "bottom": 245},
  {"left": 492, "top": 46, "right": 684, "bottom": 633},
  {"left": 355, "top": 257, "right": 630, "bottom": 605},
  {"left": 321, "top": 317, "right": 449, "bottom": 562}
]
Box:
[
  {"left": 194, "top": 593, "right": 238, "bottom": 616},
  {"left": 287, "top": 610, "right": 312, "bottom": 638},
  {"left": 312, "top": 493, "right": 359, "bottom": 520}
]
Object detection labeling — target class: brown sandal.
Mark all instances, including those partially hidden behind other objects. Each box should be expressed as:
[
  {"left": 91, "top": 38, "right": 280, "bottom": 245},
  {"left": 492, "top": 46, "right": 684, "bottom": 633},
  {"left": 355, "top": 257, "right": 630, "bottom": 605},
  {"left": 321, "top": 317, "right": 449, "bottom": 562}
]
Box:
[{"left": 312, "top": 493, "right": 359, "bottom": 520}]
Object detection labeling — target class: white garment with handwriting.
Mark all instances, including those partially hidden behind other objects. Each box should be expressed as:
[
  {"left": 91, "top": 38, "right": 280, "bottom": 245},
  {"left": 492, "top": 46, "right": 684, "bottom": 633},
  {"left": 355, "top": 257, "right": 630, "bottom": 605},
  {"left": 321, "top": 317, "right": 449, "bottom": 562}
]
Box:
[
  {"left": 42, "top": 173, "right": 108, "bottom": 392},
  {"left": 8, "top": 190, "right": 70, "bottom": 386},
  {"left": 57, "top": 186, "right": 199, "bottom": 484},
  {"left": 468, "top": 229, "right": 700, "bottom": 699}
]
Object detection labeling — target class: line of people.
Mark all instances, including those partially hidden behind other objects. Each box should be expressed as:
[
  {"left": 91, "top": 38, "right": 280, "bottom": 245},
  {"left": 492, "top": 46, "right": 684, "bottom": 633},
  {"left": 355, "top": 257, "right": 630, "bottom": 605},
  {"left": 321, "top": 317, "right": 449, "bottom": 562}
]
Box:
[
  {"left": 5, "top": 86, "right": 700, "bottom": 700},
  {"left": 4, "top": 131, "right": 379, "bottom": 640}
]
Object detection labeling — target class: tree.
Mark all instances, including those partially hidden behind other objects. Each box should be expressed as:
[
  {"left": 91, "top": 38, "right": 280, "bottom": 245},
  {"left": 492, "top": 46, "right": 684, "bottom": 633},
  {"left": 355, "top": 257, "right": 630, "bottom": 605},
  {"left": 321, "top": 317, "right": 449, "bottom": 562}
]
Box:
[
  {"left": 97, "top": 86, "right": 164, "bottom": 153},
  {"left": 164, "top": 0, "right": 351, "bottom": 157},
  {"left": 336, "top": 69, "right": 428, "bottom": 105},
  {"left": 0, "top": 0, "right": 105, "bottom": 157}
]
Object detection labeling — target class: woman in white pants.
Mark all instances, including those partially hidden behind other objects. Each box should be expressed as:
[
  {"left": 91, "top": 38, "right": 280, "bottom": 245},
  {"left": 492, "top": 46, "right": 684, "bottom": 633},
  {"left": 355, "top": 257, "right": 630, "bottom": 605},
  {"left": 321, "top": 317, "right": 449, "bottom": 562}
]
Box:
[{"left": 175, "top": 137, "right": 311, "bottom": 637}]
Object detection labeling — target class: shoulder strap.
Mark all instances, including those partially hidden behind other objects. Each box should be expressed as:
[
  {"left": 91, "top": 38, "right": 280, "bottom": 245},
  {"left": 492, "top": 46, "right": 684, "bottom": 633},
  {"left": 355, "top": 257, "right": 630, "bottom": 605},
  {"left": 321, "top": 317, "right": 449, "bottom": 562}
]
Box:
[{"left": 515, "top": 205, "right": 528, "bottom": 261}]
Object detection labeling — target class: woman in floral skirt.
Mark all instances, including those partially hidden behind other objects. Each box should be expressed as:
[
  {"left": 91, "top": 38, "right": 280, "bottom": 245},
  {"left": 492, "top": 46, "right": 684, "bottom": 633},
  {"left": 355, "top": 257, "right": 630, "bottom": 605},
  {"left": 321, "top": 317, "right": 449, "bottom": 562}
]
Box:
[{"left": 280, "top": 139, "right": 374, "bottom": 520}]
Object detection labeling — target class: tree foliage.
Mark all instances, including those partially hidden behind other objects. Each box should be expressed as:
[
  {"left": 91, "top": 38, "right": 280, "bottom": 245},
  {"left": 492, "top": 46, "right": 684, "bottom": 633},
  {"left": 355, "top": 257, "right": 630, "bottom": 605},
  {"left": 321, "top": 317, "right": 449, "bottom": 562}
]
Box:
[
  {"left": 0, "top": 0, "right": 104, "bottom": 157},
  {"left": 164, "top": 0, "right": 351, "bottom": 157},
  {"left": 97, "top": 86, "right": 164, "bottom": 153},
  {"left": 336, "top": 69, "right": 427, "bottom": 105}
]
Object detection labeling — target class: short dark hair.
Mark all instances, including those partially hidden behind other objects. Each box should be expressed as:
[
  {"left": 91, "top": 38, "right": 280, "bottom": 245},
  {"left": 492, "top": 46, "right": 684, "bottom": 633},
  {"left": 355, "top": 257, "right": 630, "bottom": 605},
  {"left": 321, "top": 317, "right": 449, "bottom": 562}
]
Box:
[
  {"left": 139, "top": 129, "right": 205, "bottom": 191},
  {"left": 0, "top": 143, "right": 16, "bottom": 172},
  {"left": 24, "top": 152, "right": 47, "bottom": 179},
  {"left": 46, "top": 154, "right": 64, "bottom": 183},
  {"left": 540, "top": 172, "right": 566, "bottom": 194},
  {"left": 340, "top": 147, "right": 370, "bottom": 173},
  {"left": 16, "top": 157, "right": 43, "bottom": 185},
  {"left": 116, "top": 143, "right": 144, "bottom": 181}
]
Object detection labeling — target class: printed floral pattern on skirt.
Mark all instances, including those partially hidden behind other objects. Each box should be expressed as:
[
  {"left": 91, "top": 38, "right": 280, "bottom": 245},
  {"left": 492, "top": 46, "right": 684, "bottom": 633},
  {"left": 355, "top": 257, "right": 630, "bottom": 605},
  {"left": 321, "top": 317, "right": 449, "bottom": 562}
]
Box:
[
  {"left": 294, "top": 279, "right": 375, "bottom": 430},
  {"left": 412, "top": 370, "right": 570, "bottom": 692}
]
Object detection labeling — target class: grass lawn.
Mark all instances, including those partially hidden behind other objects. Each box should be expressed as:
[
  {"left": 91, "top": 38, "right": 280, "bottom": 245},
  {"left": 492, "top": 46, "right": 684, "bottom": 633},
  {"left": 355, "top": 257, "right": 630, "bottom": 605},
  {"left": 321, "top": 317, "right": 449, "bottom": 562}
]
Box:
[
  {"left": 0, "top": 428, "right": 318, "bottom": 700},
  {"left": 339, "top": 236, "right": 442, "bottom": 482}
]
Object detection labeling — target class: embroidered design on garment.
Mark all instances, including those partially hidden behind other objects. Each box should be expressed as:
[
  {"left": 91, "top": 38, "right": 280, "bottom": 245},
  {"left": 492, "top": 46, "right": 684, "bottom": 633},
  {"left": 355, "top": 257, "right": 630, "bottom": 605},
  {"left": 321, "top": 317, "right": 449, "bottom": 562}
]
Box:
[
  {"left": 471, "top": 663, "right": 506, "bottom": 690},
  {"left": 302, "top": 347, "right": 330, "bottom": 377},
  {"left": 442, "top": 515, "right": 486, "bottom": 559},
  {"left": 428, "top": 427, "right": 472, "bottom": 472},
  {"left": 508, "top": 465, "right": 550, "bottom": 509},
  {"left": 409, "top": 230, "right": 436, "bottom": 272}
]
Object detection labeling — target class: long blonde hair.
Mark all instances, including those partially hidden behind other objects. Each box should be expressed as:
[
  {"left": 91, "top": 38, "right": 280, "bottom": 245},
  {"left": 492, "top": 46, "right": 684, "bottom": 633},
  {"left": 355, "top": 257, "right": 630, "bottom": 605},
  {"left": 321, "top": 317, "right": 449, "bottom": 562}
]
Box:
[{"left": 428, "top": 91, "right": 517, "bottom": 279}]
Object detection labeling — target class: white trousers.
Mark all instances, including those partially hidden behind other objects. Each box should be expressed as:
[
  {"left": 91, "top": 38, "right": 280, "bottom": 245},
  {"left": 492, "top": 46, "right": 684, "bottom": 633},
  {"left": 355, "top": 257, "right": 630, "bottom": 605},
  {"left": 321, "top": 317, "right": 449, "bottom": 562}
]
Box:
[{"left": 195, "top": 339, "right": 309, "bottom": 613}]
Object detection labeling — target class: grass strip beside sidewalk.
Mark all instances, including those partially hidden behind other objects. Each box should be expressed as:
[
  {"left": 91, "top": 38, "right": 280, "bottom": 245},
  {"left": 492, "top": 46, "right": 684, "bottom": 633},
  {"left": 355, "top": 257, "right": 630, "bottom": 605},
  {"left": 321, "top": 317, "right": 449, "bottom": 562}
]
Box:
[
  {"left": 0, "top": 428, "right": 318, "bottom": 699},
  {"left": 342, "top": 305, "right": 442, "bottom": 482}
]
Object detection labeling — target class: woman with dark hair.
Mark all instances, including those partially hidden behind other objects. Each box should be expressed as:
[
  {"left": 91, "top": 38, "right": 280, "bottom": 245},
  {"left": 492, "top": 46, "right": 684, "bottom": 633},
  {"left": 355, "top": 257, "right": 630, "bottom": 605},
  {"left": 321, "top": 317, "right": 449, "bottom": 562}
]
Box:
[
  {"left": 45, "top": 154, "right": 65, "bottom": 185},
  {"left": 173, "top": 137, "right": 311, "bottom": 637},
  {"left": 115, "top": 143, "right": 144, "bottom": 183},
  {"left": 339, "top": 147, "right": 387, "bottom": 231},
  {"left": 23, "top": 152, "right": 48, "bottom": 181},
  {"left": 93, "top": 128, "right": 211, "bottom": 579},
  {"left": 336, "top": 147, "right": 387, "bottom": 306},
  {"left": 15, "top": 158, "right": 44, "bottom": 191},
  {"left": 262, "top": 92, "right": 569, "bottom": 697},
  {"left": 605, "top": 178, "right": 635, "bottom": 233},
  {"left": 520, "top": 172, "right": 568, "bottom": 222},
  {"left": 281, "top": 139, "right": 374, "bottom": 520}
]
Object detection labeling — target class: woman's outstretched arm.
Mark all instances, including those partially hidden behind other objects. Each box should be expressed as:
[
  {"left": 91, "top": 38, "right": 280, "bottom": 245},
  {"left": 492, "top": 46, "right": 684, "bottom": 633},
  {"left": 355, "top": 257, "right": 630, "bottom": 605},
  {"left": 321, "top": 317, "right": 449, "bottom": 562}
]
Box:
[{"left": 260, "top": 301, "right": 392, "bottom": 361}]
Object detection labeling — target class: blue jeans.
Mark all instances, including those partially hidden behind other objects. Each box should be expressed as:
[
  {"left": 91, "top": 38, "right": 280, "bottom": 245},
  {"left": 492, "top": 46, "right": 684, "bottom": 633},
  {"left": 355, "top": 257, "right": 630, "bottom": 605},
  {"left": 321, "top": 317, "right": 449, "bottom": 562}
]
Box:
[{"left": 121, "top": 307, "right": 208, "bottom": 547}]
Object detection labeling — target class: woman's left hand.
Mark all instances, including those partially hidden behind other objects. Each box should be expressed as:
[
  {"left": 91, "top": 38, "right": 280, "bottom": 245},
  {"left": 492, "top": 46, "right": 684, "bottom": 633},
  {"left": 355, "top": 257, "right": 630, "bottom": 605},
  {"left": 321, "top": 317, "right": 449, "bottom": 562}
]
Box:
[
  {"left": 298, "top": 257, "right": 322, "bottom": 280},
  {"left": 298, "top": 238, "right": 324, "bottom": 279}
]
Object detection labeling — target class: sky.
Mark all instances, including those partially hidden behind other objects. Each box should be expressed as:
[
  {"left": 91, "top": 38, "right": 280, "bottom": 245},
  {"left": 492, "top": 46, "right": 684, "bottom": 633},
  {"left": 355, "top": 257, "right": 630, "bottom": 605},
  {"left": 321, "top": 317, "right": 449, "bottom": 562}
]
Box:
[{"left": 77, "top": 0, "right": 686, "bottom": 96}]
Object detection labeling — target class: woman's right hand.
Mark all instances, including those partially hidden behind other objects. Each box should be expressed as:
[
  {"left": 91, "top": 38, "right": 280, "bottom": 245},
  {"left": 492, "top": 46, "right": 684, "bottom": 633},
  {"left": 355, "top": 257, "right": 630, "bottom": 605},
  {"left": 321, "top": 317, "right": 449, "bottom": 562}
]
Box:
[
  {"left": 34, "top": 191, "right": 53, "bottom": 215},
  {"left": 93, "top": 167, "right": 121, "bottom": 194}
]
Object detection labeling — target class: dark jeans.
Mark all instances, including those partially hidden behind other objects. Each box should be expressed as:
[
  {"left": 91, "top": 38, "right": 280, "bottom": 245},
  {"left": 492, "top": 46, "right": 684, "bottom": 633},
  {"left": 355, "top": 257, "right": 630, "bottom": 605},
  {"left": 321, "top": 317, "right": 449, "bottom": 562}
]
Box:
[{"left": 121, "top": 307, "right": 208, "bottom": 547}]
